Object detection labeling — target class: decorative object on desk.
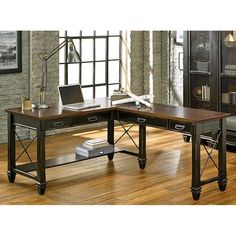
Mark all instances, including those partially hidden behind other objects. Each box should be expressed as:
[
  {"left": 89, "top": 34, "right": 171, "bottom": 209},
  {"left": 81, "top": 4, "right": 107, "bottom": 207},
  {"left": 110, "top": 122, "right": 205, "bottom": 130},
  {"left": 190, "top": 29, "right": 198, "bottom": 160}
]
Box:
[
  {"left": 32, "top": 38, "right": 81, "bottom": 109},
  {"left": 111, "top": 88, "right": 153, "bottom": 108},
  {"left": 21, "top": 97, "right": 32, "bottom": 110},
  {"left": 192, "top": 86, "right": 202, "bottom": 99},
  {"left": 76, "top": 144, "right": 114, "bottom": 158},
  {"left": 0, "top": 31, "right": 22, "bottom": 74}
]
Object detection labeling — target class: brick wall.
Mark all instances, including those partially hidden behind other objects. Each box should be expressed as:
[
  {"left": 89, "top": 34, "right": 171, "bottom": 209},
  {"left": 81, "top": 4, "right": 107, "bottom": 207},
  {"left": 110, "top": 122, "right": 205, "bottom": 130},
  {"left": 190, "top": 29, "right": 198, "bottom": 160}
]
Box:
[
  {"left": 130, "top": 31, "right": 183, "bottom": 106},
  {"left": 0, "top": 31, "right": 59, "bottom": 144},
  {"left": 0, "top": 31, "right": 30, "bottom": 143}
]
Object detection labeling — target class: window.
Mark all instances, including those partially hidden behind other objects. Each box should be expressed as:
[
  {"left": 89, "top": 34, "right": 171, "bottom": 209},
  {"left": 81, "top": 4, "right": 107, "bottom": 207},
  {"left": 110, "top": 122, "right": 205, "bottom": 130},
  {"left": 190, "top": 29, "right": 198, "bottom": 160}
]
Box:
[{"left": 59, "top": 31, "right": 122, "bottom": 99}]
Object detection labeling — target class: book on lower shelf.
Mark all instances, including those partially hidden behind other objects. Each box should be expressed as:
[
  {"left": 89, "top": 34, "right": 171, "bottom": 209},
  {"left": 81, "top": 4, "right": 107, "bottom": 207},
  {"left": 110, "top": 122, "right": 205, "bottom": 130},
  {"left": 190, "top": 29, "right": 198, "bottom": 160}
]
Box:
[
  {"left": 83, "top": 138, "right": 109, "bottom": 149},
  {"left": 75, "top": 144, "right": 114, "bottom": 158}
]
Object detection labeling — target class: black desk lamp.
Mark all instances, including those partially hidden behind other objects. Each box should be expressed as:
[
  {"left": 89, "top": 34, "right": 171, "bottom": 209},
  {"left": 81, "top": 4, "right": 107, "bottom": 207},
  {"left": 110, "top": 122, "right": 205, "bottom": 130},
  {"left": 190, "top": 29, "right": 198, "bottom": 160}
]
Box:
[{"left": 32, "top": 38, "right": 81, "bottom": 109}]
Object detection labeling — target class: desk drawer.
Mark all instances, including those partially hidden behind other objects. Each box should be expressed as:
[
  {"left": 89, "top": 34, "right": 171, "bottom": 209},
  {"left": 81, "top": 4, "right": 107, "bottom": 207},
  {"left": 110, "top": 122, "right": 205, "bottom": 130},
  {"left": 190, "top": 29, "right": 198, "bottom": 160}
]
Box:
[
  {"left": 46, "top": 118, "right": 72, "bottom": 130},
  {"left": 169, "top": 121, "right": 191, "bottom": 134},
  {"left": 117, "top": 112, "right": 168, "bottom": 128},
  {"left": 72, "top": 113, "right": 111, "bottom": 126}
]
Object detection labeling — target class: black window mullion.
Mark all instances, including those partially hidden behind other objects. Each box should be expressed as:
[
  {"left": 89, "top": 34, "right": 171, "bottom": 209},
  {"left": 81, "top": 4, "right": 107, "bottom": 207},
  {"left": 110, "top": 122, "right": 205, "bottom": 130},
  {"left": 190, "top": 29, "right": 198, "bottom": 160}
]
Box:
[
  {"left": 64, "top": 31, "right": 68, "bottom": 85},
  {"left": 105, "top": 31, "right": 109, "bottom": 97},
  {"left": 119, "top": 31, "right": 122, "bottom": 90},
  {"left": 79, "top": 31, "right": 82, "bottom": 85},
  {"left": 93, "top": 31, "right": 96, "bottom": 98}
]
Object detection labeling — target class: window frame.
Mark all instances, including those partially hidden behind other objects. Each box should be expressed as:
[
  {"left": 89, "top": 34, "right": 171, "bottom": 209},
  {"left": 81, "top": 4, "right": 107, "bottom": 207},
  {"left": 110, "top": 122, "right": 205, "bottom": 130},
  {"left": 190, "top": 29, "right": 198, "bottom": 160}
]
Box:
[{"left": 59, "top": 31, "right": 122, "bottom": 98}]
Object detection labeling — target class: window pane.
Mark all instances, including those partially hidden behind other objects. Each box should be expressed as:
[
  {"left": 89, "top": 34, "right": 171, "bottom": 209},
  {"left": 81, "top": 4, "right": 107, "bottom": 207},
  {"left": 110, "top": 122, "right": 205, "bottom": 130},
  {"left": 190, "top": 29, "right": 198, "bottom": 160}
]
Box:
[
  {"left": 66, "top": 30, "right": 80, "bottom": 37},
  {"left": 68, "top": 64, "right": 80, "bottom": 84},
  {"left": 109, "top": 84, "right": 120, "bottom": 97},
  {"left": 59, "top": 65, "right": 64, "bottom": 85},
  {"left": 95, "top": 62, "right": 106, "bottom": 84},
  {"left": 59, "top": 30, "right": 66, "bottom": 37},
  {"left": 108, "top": 31, "right": 120, "bottom": 35},
  {"left": 96, "top": 38, "right": 106, "bottom": 60},
  {"left": 59, "top": 38, "right": 66, "bottom": 63},
  {"left": 81, "top": 63, "right": 93, "bottom": 85},
  {"left": 81, "top": 31, "right": 94, "bottom": 36},
  {"left": 95, "top": 31, "right": 108, "bottom": 36},
  {"left": 82, "top": 39, "right": 93, "bottom": 61},
  {"left": 109, "top": 37, "right": 120, "bottom": 59},
  {"left": 95, "top": 86, "right": 106, "bottom": 98},
  {"left": 82, "top": 87, "right": 93, "bottom": 99},
  {"left": 108, "top": 61, "right": 119, "bottom": 83}
]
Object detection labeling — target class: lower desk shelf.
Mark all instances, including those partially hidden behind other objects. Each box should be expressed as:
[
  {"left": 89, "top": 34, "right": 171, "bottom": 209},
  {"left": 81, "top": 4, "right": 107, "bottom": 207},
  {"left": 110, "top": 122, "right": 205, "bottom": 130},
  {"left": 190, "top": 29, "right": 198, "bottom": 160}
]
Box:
[{"left": 14, "top": 148, "right": 138, "bottom": 173}]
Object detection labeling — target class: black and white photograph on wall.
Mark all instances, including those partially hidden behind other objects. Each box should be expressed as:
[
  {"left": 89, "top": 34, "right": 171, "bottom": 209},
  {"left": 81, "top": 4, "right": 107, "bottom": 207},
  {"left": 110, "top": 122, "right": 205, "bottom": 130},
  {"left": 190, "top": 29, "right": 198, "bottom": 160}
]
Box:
[{"left": 0, "top": 31, "right": 22, "bottom": 74}]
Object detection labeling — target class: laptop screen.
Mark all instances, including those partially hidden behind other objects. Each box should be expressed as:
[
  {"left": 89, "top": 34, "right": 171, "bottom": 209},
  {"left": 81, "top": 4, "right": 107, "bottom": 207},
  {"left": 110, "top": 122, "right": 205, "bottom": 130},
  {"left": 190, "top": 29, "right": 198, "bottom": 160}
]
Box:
[{"left": 58, "top": 84, "right": 84, "bottom": 105}]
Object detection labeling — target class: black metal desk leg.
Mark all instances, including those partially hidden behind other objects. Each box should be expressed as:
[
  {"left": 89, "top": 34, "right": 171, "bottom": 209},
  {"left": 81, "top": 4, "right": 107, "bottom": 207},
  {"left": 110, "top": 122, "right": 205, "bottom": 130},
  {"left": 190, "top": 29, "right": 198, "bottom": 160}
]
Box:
[
  {"left": 7, "top": 113, "right": 16, "bottom": 183},
  {"left": 191, "top": 123, "right": 202, "bottom": 200},
  {"left": 218, "top": 118, "right": 227, "bottom": 191},
  {"left": 107, "top": 112, "right": 114, "bottom": 161},
  {"left": 138, "top": 124, "right": 146, "bottom": 169},
  {"left": 36, "top": 128, "right": 46, "bottom": 195}
]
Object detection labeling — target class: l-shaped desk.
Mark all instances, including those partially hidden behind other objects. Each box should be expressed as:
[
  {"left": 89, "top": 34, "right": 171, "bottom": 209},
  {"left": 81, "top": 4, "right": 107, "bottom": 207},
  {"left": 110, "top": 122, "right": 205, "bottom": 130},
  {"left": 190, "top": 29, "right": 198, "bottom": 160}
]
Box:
[{"left": 5, "top": 97, "right": 230, "bottom": 200}]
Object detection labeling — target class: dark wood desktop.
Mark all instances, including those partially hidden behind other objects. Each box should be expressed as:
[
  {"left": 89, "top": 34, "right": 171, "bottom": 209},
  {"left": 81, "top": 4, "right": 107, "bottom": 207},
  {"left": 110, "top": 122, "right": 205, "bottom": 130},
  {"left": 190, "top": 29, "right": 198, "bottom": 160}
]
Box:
[{"left": 5, "top": 97, "right": 230, "bottom": 200}]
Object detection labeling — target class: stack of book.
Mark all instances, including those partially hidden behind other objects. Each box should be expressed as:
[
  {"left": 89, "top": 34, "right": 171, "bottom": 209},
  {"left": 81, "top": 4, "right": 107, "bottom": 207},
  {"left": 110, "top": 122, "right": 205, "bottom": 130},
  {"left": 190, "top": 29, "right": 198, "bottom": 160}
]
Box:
[{"left": 76, "top": 138, "right": 114, "bottom": 158}]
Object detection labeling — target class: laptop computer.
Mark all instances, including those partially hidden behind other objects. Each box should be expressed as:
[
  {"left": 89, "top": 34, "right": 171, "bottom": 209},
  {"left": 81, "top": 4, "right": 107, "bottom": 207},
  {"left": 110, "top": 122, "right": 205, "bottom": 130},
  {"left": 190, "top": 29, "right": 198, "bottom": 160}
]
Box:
[{"left": 58, "top": 84, "right": 100, "bottom": 110}]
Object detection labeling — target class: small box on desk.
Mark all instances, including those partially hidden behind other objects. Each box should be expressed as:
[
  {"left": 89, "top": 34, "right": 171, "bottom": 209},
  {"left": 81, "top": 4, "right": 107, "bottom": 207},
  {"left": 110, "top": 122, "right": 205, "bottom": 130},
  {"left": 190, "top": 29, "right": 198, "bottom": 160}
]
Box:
[{"left": 75, "top": 144, "right": 114, "bottom": 158}]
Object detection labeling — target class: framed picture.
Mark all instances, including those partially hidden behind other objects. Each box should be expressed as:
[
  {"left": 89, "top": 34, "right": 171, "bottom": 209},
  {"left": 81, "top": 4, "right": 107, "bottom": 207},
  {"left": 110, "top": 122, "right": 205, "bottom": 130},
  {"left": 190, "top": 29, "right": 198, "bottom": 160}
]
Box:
[
  {"left": 174, "top": 31, "right": 183, "bottom": 45},
  {"left": 0, "top": 31, "right": 22, "bottom": 74}
]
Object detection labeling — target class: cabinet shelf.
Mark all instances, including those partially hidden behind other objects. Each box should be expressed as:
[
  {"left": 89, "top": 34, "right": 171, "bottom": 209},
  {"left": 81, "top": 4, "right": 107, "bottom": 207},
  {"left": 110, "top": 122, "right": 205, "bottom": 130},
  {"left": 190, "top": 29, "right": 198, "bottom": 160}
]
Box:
[
  {"left": 194, "top": 98, "right": 210, "bottom": 103},
  {"left": 220, "top": 73, "right": 236, "bottom": 79},
  {"left": 222, "top": 102, "right": 236, "bottom": 107},
  {"left": 190, "top": 70, "right": 211, "bottom": 76}
]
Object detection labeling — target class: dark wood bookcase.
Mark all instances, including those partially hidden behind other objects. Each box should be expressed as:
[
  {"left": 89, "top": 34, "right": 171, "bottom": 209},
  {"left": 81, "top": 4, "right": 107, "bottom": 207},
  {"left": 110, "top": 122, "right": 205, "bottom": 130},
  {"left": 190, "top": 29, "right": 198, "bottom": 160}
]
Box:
[{"left": 183, "top": 31, "right": 236, "bottom": 146}]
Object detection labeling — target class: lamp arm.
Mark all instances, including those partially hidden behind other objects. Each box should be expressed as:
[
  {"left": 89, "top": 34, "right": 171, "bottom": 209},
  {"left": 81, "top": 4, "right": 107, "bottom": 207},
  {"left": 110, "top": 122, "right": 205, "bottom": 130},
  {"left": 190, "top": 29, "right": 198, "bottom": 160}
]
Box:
[{"left": 39, "top": 38, "right": 72, "bottom": 92}]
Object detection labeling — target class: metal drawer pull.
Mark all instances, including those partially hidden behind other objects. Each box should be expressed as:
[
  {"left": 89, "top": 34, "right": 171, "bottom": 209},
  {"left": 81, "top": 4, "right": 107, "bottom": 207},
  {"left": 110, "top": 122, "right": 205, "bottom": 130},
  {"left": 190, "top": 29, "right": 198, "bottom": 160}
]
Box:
[
  {"left": 88, "top": 116, "right": 98, "bottom": 122},
  {"left": 137, "top": 117, "right": 147, "bottom": 123},
  {"left": 52, "top": 121, "right": 64, "bottom": 127},
  {"left": 175, "top": 124, "right": 185, "bottom": 130}
]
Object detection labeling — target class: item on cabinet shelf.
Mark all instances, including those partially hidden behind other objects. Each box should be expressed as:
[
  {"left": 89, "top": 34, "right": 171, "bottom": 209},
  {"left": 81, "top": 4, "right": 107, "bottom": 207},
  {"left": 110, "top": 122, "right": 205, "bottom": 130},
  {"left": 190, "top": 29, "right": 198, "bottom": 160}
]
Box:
[
  {"left": 192, "top": 86, "right": 202, "bottom": 99},
  {"left": 83, "top": 138, "right": 109, "bottom": 149},
  {"left": 226, "top": 116, "right": 236, "bottom": 131},
  {"left": 202, "top": 85, "right": 210, "bottom": 101},
  {"left": 75, "top": 144, "right": 114, "bottom": 158},
  {"left": 225, "top": 64, "right": 236, "bottom": 70},
  {"left": 230, "top": 92, "right": 236, "bottom": 104},
  {"left": 224, "top": 33, "right": 235, "bottom": 47},
  {"left": 195, "top": 61, "right": 209, "bottom": 72},
  {"left": 224, "top": 69, "right": 236, "bottom": 76},
  {"left": 222, "top": 93, "right": 230, "bottom": 104},
  {"left": 21, "top": 97, "right": 32, "bottom": 111}
]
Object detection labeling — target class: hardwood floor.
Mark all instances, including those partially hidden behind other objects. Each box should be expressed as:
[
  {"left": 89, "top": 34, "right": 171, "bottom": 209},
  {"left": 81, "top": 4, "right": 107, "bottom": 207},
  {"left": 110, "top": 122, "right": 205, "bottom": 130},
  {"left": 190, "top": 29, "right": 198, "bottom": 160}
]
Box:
[{"left": 1, "top": 125, "right": 236, "bottom": 205}]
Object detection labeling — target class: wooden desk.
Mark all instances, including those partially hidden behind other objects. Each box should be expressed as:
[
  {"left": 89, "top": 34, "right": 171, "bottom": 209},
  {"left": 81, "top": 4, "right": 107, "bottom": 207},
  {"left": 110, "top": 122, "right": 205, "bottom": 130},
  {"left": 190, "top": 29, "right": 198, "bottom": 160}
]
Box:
[{"left": 5, "top": 98, "right": 230, "bottom": 200}]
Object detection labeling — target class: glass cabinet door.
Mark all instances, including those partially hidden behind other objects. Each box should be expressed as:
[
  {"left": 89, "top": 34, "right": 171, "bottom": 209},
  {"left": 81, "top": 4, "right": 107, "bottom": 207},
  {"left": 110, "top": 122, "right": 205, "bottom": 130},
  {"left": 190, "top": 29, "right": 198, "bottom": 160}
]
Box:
[
  {"left": 220, "top": 31, "right": 236, "bottom": 115},
  {"left": 190, "top": 31, "right": 210, "bottom": 72},
  {"left": 221, "top": 31, "right": 236, "bottom": 75}
]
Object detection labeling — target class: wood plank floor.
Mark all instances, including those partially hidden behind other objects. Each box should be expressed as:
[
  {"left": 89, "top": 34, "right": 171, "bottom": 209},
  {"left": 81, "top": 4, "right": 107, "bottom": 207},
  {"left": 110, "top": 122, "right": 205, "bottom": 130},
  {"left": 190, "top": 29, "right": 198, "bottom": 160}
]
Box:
[{"left": 1, "top": 125, "right": 236, "bottom": 205}]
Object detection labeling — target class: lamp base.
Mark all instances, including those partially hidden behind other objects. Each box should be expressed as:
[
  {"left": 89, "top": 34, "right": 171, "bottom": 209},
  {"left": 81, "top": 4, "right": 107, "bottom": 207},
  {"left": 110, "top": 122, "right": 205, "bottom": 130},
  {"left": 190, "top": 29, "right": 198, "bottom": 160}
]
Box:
[{"left": 32, "top": 103, "right": 50, "bottom": 109}]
